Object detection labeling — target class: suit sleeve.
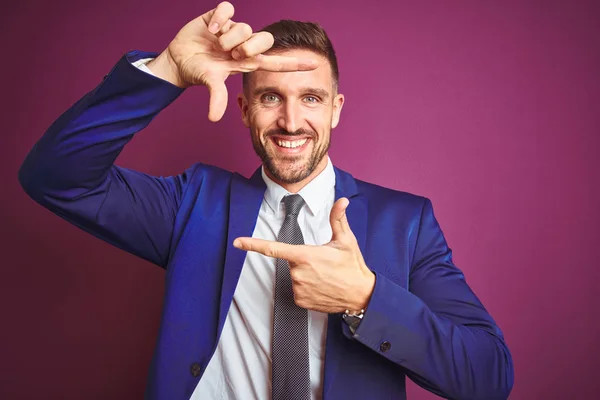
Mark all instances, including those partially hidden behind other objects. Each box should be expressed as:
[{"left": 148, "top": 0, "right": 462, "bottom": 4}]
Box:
[
  {"left": 347, "top": 198, "right": 514, "bottom": 400},
  {"left": 18, "top": 50, "right": 192, "bottom": 268}
]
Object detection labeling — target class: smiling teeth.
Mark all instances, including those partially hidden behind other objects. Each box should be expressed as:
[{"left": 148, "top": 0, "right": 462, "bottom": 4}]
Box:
[{"left": 276, "top": 138, "right": 308, "bottom": 148}]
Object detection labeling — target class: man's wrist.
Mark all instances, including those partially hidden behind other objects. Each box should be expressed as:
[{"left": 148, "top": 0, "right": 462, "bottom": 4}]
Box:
[
  {"left": 347, "top": 269, "right": 376, "bottom": 312},
  {"left": 146, "top": 51, "right": 187, "bottom": 88}
]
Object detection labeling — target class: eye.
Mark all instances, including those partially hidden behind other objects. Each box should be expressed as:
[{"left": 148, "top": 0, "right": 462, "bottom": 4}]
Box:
[
  {"left": 261, "top": 94, "right": 281, "bottom": 103},
  {"left": 304, "top": 96, "right": 319, "bottom": 103}
]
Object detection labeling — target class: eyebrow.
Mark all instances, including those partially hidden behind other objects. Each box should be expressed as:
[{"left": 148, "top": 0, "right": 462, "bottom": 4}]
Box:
[{"left": 252, "top": 86, "right": 330, "bottom": 100}]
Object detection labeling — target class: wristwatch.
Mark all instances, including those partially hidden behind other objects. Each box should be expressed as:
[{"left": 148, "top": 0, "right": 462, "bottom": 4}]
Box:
[{"left": 342, "top": 308, "right": 365, "bottom": 334}]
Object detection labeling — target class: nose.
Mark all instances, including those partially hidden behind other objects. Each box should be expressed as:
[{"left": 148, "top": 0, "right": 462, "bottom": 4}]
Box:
[{"left": 277, "top": 100, "right": 302, "bottom": 133}]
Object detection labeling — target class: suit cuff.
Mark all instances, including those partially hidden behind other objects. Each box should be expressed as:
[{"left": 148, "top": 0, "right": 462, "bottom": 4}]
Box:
[
  {"left": 341, "top": 270, "right": 428, "bottom": 365},
  {"left": 96, "top": 50, "right": 184, "bottom": 109},
  {"left": 117, "top": 50, "right": 180, "bottom": 87}
]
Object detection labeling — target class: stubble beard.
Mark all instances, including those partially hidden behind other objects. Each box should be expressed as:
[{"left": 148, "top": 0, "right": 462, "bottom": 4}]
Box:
[{"left": 251, "top": 128, "right": 330, "bottom": 184}]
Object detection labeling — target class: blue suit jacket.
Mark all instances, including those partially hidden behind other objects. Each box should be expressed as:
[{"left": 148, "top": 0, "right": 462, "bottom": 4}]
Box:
[{"left": 19, "top": 51, "right": 513, "bottom": 400}]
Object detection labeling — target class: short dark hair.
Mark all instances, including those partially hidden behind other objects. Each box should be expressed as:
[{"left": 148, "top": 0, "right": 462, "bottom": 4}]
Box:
[{"left": 242, "top": 20, "right": 339, "bottom": 90}]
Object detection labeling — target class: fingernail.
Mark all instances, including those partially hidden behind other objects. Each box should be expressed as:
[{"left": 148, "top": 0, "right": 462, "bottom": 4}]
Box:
[
  {"left": 231, "top": 49, "right": 240, "bottom": 59},
  {"left": 233, "top": 239, "right": 241, "bottom": 248},
  {"left": 209, "top": 22, "right": 219, "bottom": 33}
]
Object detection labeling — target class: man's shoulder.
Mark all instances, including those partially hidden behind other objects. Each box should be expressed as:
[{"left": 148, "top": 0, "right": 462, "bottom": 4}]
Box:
[
  {"left": 355, "top": 177, "right": 427, "bottom": 209},
  {"left": 333, "top": 165, "right": 427, "bottom": 210},
  {"left": 182, "top": 162, "right": 266, "bottom": 194},
  {"left": 178, "top": 162, "right": 236, "bottom": 192},
  {"left": 189, "top": 162, "right": 235, "bottom": 178}
]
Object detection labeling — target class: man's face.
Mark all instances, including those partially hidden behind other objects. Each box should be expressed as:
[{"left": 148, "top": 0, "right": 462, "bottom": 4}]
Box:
[{"left": 238, "top": 49, "right": 344, "bottom": 185}]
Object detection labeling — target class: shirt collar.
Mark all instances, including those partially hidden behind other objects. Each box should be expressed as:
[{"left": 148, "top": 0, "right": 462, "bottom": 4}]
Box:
[{"left": 261, "top": 156, "right": 336, "bottom": 216}]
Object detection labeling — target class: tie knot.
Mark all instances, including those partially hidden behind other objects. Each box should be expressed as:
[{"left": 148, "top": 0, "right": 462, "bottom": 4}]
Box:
[{"left": 282, "top": 194, "right": 305, "bottom": 216}]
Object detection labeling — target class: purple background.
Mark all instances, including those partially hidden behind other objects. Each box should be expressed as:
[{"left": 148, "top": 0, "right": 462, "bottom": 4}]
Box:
[{"left": 2, "top": 0, "right": 599, "bottom": 399}]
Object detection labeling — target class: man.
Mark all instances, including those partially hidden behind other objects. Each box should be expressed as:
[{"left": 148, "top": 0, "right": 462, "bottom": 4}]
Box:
[{"left": 19, "top": 2, "right": 514, "bottom": 399}]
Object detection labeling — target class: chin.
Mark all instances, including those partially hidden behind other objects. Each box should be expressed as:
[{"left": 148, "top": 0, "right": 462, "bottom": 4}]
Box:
[
  {"left": 252, "top": 132, "right": 329, "bottom": 185},
  {"left": 267, "top": 158, "right": 313, "bottom": 184}
]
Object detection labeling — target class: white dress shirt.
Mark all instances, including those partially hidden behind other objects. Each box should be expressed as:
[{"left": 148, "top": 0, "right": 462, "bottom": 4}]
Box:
[
  {"left": 191, "top": 160, "right": 335, "bottom": 399},
  {"left": 134, "top": 57, "right": 336, "bottom": 399}
]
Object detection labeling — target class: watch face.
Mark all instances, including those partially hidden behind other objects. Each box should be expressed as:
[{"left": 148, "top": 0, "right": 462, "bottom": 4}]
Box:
[{"left": 344, "top": 309, "right": 365, "bottom": 317}]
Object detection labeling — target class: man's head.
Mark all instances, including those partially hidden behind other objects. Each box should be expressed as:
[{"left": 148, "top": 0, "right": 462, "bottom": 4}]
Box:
[{"left": 238, "top": 20, "right": 344, "bottom": 189}]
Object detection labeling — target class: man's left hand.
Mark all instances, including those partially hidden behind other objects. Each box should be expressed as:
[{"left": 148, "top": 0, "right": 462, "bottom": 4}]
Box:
[{"left": 233, "top": 198, "right": 375, "bottom": 313}]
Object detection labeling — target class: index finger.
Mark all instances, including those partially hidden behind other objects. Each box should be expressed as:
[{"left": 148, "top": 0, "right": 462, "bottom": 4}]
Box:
[
  {"left": 233, "top": 237, "right": 306, "bottom": 261},
  {"left": 255, "top": 54, "right": 319, "bottom": 72}
]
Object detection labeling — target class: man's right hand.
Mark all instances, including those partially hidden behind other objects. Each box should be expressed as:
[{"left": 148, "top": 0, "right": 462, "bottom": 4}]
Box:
[{"left": 146, "top": 1, "right": 319, "bottom": 122}]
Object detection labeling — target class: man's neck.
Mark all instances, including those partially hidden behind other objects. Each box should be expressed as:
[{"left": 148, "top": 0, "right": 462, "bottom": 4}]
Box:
[{"left": 264, "top": 155, "right": 329, "bottom": 194}]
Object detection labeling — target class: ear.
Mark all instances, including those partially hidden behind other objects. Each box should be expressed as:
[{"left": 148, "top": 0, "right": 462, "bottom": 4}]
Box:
[
  {"left": 331, "top": 93, "right": 345, "bottom": 129},
  {"left": 237, "top": 92, "right": 250, "bottom": 128}
]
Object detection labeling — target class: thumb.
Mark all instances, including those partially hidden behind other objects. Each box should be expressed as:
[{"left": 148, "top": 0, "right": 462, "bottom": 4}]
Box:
[
  {"left": 330, "top": 197, "right": 352, "bottom": 241},
  {"left": 206, "top": 79, "right": 228, "bottom": 122}
]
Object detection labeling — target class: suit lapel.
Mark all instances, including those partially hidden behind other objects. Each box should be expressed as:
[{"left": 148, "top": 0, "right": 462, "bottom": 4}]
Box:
[
  {"left": 333, "top": 167, "right": 367, "bottom": 254},
  {"left": 323, "top": 167, "right": 368, "bottom": 398},
  {"left": 217, "top": 165, "right": 368, "bottom": 397},
  {"left": 218, "top": 169, "right": 266, "bottom": 334}
]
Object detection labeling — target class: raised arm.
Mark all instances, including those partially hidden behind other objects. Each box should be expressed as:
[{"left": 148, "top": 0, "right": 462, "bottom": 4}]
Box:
[{"left": 19, "top": 1, "right": 318, "bottom": 267}]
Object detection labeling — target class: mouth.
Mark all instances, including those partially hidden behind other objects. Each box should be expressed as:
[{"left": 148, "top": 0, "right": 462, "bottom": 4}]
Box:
[{"left": 270, "top": 136, "right": 312, "bottom": 154}]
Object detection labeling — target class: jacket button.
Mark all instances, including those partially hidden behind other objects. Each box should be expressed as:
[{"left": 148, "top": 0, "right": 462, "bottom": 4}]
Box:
[
  {"left": 190, "top": 362, "right": 202, "bottom": 377},
  {"left": 380, "top": 341, "right": 391, "bottom": 352}
]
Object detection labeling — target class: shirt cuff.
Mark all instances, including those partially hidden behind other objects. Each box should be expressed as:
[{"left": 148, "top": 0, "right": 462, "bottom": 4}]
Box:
[{"left": 131, "top": 57, "right": 156, "bottom": 77}]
